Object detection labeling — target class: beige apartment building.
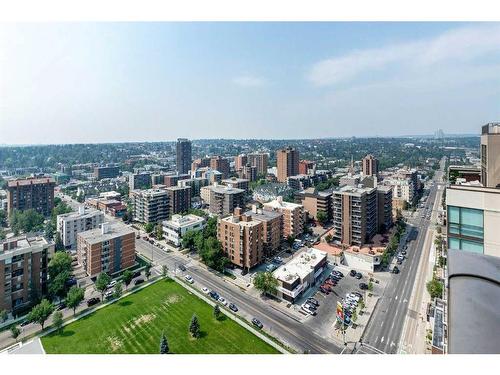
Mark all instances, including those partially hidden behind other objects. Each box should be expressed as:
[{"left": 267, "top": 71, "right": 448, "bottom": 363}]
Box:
[
  {"left": 263, "top": 196, "right": 304, "bottom": 239},
  {"left": 481, "top": 122, "right": 500, "bottom": 188},
  {"left": 362, "top": 154, "right": 379, "bottom": 177},
  {"left": 247, "top": 153, "right": 269, "bottom": 176},
  {"left": 77, "top": 222, "right": 135, "bottom": 278},
  {"left": 276, "top": 147, "right": 299, "bottom": 183},
  {"left": 217, "top": 208, "right": 264, "bottom": 270}
]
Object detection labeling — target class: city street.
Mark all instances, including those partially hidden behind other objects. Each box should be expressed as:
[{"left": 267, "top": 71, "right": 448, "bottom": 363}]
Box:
[{"left": 356, "top": 158, "right": 445, "bottom": 354}]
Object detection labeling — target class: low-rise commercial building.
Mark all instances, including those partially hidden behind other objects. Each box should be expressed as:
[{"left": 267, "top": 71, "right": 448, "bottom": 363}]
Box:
[
  {"left": 273, "top": 248, "right": 327, "bottom": 303},
  {"left": 162, "top": 214, "right": 206, "bottom": 247},
  {"left": 77, "top": 222, "right": 135, "bottom": 278},
  {"left": 217, "top": 208, "right": 264, "bottom": 270},
  {"left": 57, "top": 206, "right": 105, "bottom": 250},
  {"left": 0, "top": 236, "right": 55, "bottom": 314}
]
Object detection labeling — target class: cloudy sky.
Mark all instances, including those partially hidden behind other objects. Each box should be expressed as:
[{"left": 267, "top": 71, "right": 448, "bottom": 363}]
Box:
[{"left": 0, "top": 22, "right": 499, "bottom": 144}]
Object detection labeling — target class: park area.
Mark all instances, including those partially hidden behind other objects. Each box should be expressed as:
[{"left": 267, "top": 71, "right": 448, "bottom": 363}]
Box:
[{"left": 41, "top": 279, "right": 279, "bottom": 354}]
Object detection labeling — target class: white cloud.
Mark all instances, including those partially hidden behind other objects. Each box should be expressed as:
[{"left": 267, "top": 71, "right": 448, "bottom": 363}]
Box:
[
  {"left": 232, "top": 75, "right": 267, "bottom": 87},
  {"left": 308, "top": 24, "right": 500, "bottom": 86}
]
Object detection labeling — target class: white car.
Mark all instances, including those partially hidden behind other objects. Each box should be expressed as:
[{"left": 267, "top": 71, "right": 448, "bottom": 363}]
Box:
[
  {"left": 202, "top": 287, "right": 210, "bottom": 294},
  {"left": 301, "top": 304, "right": 317, "bottom": 316},
  {"left": 107, "top": 280, "right": 117, "bottom": 289},
  {"left": 184, "top": 275, "right": 194, "bottom": 284},
  {"left": 218, "top": 297, "right": 228, "bottom": 306},
  {"left": 346, "top": 293, "right": 360, "bottom": 302}
]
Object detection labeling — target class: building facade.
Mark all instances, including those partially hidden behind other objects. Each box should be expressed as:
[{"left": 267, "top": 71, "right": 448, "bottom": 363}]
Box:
[
  {"left": 77, "top": 222, "right": 135, "bottom": 278},
  {"left": 276, "top": 147, "right": 299, "bottom": 183},
  {"left": 162, "top": 214, "right": 206, "bottom": 247},
  {"left": 247, "top": 153, "right": 269, "bottom": 176},
  {"left": 296, "top": 187, "right": 332, "bottom": 222},
  {"left": 480, "top": 122, "right": 500, "bottom": 188},
  {"left": 362, "top": 154, "right": 379, "bottom": 177},
  {"left": 130, "top": 188, "right": 169, "bottom": 224},
  {"left": 263, "top": 196, "right": 305, "bottom": 239},
  {"left": 57, "top": 206, "right": 105, "bottom": 249},
  {"left": 221, "top": 177, "right": 249, "bottom": 192},
  {"left": 176, "top": 138, "right": 192, "bottom": 175},
  {"left": 206, "top": 184, "right": 245, "bottom": 217},
  {"left": 166, "top": 186, "right": 191, "bottom": 216},
  {"left": 244, "top": 205, "right": 283, "bottom": 258},
  {"left": 0, "top": 236, "right": 55, "bottom": 314},
  {"left": 7, "top": 177, "right": 56, "bottom": 217},
  {"left": 377, "top": 185, "right": 393, "bottom": 233},
  {"left": 128, "top": 172, "right": 152, "bottom": 190},
  {"left": 210, "top": 156, "right": 230, "bottom": 179},
  {"left": 94, "top": 165, "right": 120, "bottom": 180}
]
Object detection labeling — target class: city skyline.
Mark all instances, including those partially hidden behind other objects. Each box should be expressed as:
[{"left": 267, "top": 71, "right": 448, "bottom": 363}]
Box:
[{"left": 1, "top": 22, "right": 499, "bottom": 145}]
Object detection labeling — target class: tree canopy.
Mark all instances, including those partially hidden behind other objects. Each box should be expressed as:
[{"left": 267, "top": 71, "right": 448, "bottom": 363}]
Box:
[{"left": 253, "top": 272, "right": 278, "bottom": 296}]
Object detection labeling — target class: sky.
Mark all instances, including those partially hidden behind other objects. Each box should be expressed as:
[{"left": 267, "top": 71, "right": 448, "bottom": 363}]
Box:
[{"left": 0, "top": 22, "right": 499, "bottom": 144}]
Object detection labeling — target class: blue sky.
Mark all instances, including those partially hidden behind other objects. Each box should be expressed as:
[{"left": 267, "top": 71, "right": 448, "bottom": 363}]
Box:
[{"left": 0, "top": 22, "right": 499, "bottom": 144}]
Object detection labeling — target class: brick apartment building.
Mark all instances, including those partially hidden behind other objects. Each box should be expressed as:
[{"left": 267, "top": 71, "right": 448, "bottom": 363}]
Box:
[
  {"left": 7, "top": 177, "right": 56, "bottom": 217},
  {"left": 245, "top": 205, "right": 283, "bottom": 258},
  {"left": 276, "top": 147, "right": 299, "bottom": 183},
  {"left": 166, "top": 186, "right": 191, "bottom": 216},
  {"left": 263, "top": 196, "right": 305, "bottom": 239}
]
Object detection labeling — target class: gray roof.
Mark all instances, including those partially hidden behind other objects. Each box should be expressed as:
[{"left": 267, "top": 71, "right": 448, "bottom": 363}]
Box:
[
  {"left": 447, "top": 250, "right": 500, "bottom": 354},
  {"left": 77, "top": 222, "right": 134, "bottom": 244}
]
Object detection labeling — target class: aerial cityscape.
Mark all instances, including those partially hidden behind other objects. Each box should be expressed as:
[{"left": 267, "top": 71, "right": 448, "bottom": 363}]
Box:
[{"left": 0, "top": 20, "right": 499, "bottom": 359}]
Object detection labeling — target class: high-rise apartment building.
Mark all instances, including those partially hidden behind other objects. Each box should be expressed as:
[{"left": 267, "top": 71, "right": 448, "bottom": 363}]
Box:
[
  {"left": 77, "top": 222, "right": 135, "bottom": 277},
  {"left": 263, "top": 196, "right": 305, "bottom": 239},
  {"left": 206, "top": 183, "right": 245, "bottom": 217},
  {"left": 128, "top": 172, "right": 152, "bottom": 190},
  {"left": 362, "top": 154, "right": 379, "bottom": 177},
  {"left": 237, "top": 164, "right": 257, "bottom": 182},
  {"left": 480, "top": 123, "right": 500, "bottom": 188},
  {"left": 130, "top": 188, "right": 169, "bottom": 224},
  {"left": 217, "top": 208, "right": 264, "bottom": 271},
  {"left": 176, "top": 138, "right": 192, "bottom": 175},
  {"left": 298, "top": 160, "right": 316, "bottom": 176},
  {"left": 191, "top": 157, "right": 211, "bottom": 173},
  {"left": 276, "top": 147, "right": 299, "bottom": 183},
  {"left": 0, "top": 236, "right": 54, "bottom": 314},
  {"left": 376, "top": 186, "right": 393, "bottom": 233},
  {"left": 57, "top": 206, "right": 105, "bottom": 249},
  {"left": 7, "top": 177, "right": 56, "bottom": 217},
  {"left": 234, "top": 154, "right": 248, "bottom": 171},
  {"left": 165, "top": 186, "right": 191, "bottom": 216},
  {"left": 210, "top": 156, "right": 230, "bottom": 179},
  {"left": 177, "top": 177, "right": 209, "bottom": 198},
  {"left": 94, "top": 165, "right": 120, "bottom": 180},
  {"left": 296, "top": 187, "right": 332, "bottom": 222},
  {"left": 247, "top": 153, "right": 269, "bottom": 176},
  {"left": 332, "top": 186, "right": 377, "bottom": 246},
  {"left": 245, "top": 205, "right": 283, "bottom": 257}
]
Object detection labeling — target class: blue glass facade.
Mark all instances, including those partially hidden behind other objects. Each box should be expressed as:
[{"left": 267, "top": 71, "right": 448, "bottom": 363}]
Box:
[{"left": 447, "top": 206, "right": 484, "bottom": 254}]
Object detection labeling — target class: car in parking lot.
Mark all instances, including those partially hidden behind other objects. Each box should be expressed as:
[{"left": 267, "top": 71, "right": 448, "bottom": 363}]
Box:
[
  {"left": 397, "top": 258, "right": 403, "bottom": 265},
  {"left": 307, "top": 297, "right": 319, "bottom": 306},
  {"left": 359, "top": 282, "right": 368, "bottom": 290},
  {"left": 352, "top": 291, "right": 363, "bottom": 299},
  {"left": 349, "top": 270, "right": 357, "bottom": 277},
  {"left": 332, "top": 270, "right": 344, "bottom": 277},
  {"left": 87, "top": 297, "right": 100, "bottom": 307},
  {"left": 202, "top": 287, "right": 210, "bottom": 294},
  {"left": 319, "top": 286, "right": 330, "bottom": 294},
  {"left": 393, "top": 266, "right": 400, "bottom": 274},
  {"left": 229, "top": 303, "right": 238, "bottom": 312},
  {"left": 252, "top": 318, "right": 263, "bottom": 329},
  {"left": 355, "top": 272, "right": 362, "bottom": 279},
  {"left": 401, "top": 250, "right": 407, "bottom": 255},
  {"left": 301, "top": 304, "right": 317, "bottom": 316}
]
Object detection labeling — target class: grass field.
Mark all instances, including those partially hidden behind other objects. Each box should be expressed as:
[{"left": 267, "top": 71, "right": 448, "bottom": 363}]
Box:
[{"left": 41, "top": 279, "right": 279, "bottom": 354}]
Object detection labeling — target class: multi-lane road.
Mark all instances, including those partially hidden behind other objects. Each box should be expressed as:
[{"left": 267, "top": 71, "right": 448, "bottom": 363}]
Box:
[{"left": 358, "top": 158, "right": 445, "bottom": 354}]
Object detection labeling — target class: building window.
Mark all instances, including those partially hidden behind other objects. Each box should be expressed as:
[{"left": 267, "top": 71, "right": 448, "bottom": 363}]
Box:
[{"left": 447, "top": 205, "right": 484, "bottom": 254}]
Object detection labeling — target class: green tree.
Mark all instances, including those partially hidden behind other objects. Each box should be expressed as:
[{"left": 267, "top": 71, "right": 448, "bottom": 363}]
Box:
[
  {"left": 182, "top": 230, "right": 199, "bottom": 250},
  {"left": 0, "top": 309, "right": 8, "bottom": 323},
  {"left": 198, "top": 237, "right": 229, "bottom": 272},
  {"left": 368, "top": 281, "right": 374, "bottom": 291},
  {"left": 316, "top": 211, "right": 327, "bottom": 225},
  {"left": 213, "top": 304, "right": 221, "bottom": 320},
  {"left": 145, "top": 223, "right": 154, "bottom": 233},
  {"left": 122, "top": 270, "right": 133, "bottom": 290},
  {"left": 48, "top": 270, "right": 71, "bottom": 300},
  {"left": 426, "top": 278, "right": 443, "bottom": 299},
  {"left": 286, "top": 235, "right": 295, "bottom": 247},
  {"left": 145, "top": 264, "right": 152, "bottom": 280},
  {"left": 52, "top": 311, "right": 63, "bottom": 333},
  {"left": 189, "top": 314, "right": 201, "bottom": 338},
  {"left": 160, "top": 332, "right": 169, "bottom": 354},
  {"left": 66, "top": 286, "right": 85, "bottom": 315},
  {"left": 155, "top": 224, "right": 163, "bottom": 240},
  {"left": 325, "top": 234, "right": 333, "bottom": 243},
  {"left": 95, "top": 273, "right": 112, "bottom": 301},
  {"left": 113, "top": 282, "right": 123, "bottom": 299},
  {"left": 10, "top": 209, "right": 45, "bottom": 235},
  {"left": 10, "top": 326, "right": 21, "bottom": 342},
  {"left": 161, "top": 265, "right": 168, "bottom": 277},
  {"left": 253, "top": 271, "right": 278, "bottom": 296},
  {"left": 48, "top": 251, "right": 73, "bottom": 279},
  {"left": 203, "top": 217, "right": 218, "bottom": 238},
  {"left": 28, "top": 299, "right": 54, "bottom": 330}
]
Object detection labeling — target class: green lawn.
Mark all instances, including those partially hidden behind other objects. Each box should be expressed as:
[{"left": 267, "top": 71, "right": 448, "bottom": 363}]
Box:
[{"left": 41, "top": 279, "right": 279, "bottom": 354}]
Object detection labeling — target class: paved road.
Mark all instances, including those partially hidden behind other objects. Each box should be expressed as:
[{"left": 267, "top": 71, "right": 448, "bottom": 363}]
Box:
[
  {"left": 135, "top": 239, "right": 343, "bottom": 354},
  {"left": 359, "top": 159, "right": 445, "bottom": 354}
]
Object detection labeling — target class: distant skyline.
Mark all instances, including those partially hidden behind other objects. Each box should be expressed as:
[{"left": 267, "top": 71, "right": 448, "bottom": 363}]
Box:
[{"left": 1, "top": 22, "right": 499, "bottom": 145}]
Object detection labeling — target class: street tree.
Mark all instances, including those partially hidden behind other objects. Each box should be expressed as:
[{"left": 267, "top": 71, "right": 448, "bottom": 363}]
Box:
[
  {"left": 316, "top": 211, "right": 327, "bottom": 225},
  {"left": 189, "top": 314, "right": 201, "bottom": 338},
  {"left": 48, "top": 251, "right": 72, "bottom": 279},
  {"left": 28, "top": 299, "right": 54, "bottom": 330},
  {"left": 426, "top": 278, "right": 443, "bottom": 299},
  {"left": 155, "top": 224, "right": 163, "bottom": 240},
  {"left": 95, "top": 273, "right": 112, "bottom": 301},
  {"left": 113, "top": 282, "right": 123, "bottom": 299},
  {"left": 10, "top": 326, "right": 21, "bottom": 342},
  {"left": 253, "top": 271, "right": 278, "bottom": 296},
  {"left": 145, "top": 223, "right": 154, "bottom": 234},
  {"left": 53, "top": 311, "right": 63, "bottom": 333},
  {"left": 161, "top": 265, "right": 168, "bottom": 277},
  {"left": 145, "top": 264, "right": 152, "bottom": 280},
  {"left": 160, "top": 332, "right": 169, "bottom": 354},
  {"left": 66, "top": 286, "right": 85, "bottom": 315},
  {"left": 122, "top": 270, "right": 134, "bottom": 290},
  {"left": 213, "top": 305, "right": 221, "bottom": 320},
  {"left": 0, "top": 309, "right": 8, "bottom": 323},
  {"left": 48, "top": 270, "right": 71, "bottom": 300}
]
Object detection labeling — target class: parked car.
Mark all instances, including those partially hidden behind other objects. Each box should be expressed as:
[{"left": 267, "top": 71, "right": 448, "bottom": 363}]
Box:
[
  {"left": 304, "top": 302, "right": 317, "bottom": 311},
  {"left": 352, "top": 291, "right": 363, "bottom": 299},
  {"left": 359, "top": 283, "right": 368, "bottom": 290},
  {"left": 107, "top": 280, "right": 117, "bottom": 289},
  {"left": 87, "top": 297, "right": 100, "bottom": 307},
  {"left": 104, "top": 290, "right": 114, "bottom": 300},
  {"left": 132, "top": 271, "right": 142, "bottom": 278},
  {"left": 393, "top": 266, "right": 400, "bottom": 274},
  {"left": 333, "top": 270, "right": 344, "bottom": 277},
  {"left": 20, "top": 319, "right": 31, "bottom": 327},
  {"left": 184, "top": 275, "right": 194, "bottom": 284},
  {"left": 397, "top": 259, "right": 403, "bottom": 265},
  {"left": 178, "top": 264, "right": 187, "bottom": 272},
  {"left": 355, "top": 272, "right": 362, "bottom": 279},
  {"left": 209, "top": 291, "right": 220, "bottom": 300},
  {"left": 229, "top": 303, "right": 238, "bottom": 312},
  {"left": 202, "top": 287, "right": 210, "bottom": 294},
  {"left": 56, "top": 301, "right": 66, "bottom": 310},
  {"left": 252, "top": 318, "right": 263, "bottom": 329},
  {"left": 134, "top": 278, "right": 145, "bottom": 286},
  {"left": 319, "top": 286, "right": 330, "bottom": 294},
  {"left": 401, "top": 250, "right": 407, "bottom": 255},
  {"left": 349, "top": 270, "right": 357, "bottom": 277},
  {"left": 301, "top": 304, "right": 317, "bottom": 316},
  {"left": 307, "top": 297, "right": 319, "bottom": 306},
  {"left": 136, "top": 235, "right": 140, "bottom": 239},
  {"left": 218, "top": 297, "right": 228, "bottom": 306}
]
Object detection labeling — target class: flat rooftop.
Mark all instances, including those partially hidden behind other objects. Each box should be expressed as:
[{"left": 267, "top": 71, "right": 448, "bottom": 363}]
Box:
[
  {"left": 77, "top": 222, "right": 134, "bottom": 244},
  {"left": 274, "top": 248, "right": 327, "bottom": 283},
  {"left": 163, "top": 214, "right": 205, "bottom": 228},
  {"left": 263, "top": 198, "right": 302, "bottom": 210},
  {"left": 244, "top": 208, "right": 282, "bottom": 221},
  {"left": 209, "top": 184, "right": 244, "bottom": 194},
  {"left": 57, "top": 208, "right": 103, "bottom": 220},
  {"left": 8, "top": 177, "right": 55, "bottom": 187},
  {"left": 335, "top": 185, "right": 376, "bottom": 195}
]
